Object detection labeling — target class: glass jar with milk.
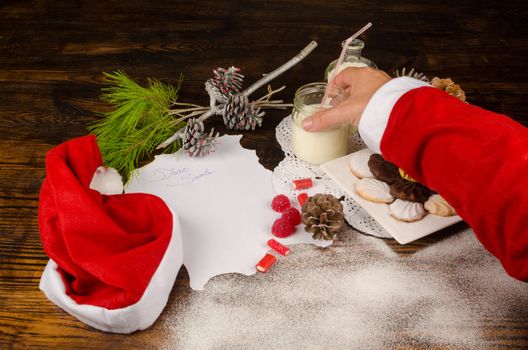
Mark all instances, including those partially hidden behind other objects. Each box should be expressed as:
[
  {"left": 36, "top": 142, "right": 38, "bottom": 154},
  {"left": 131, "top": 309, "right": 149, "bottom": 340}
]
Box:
[
  {"left": 291, "top": 83, "right": 349, "bottom": 165},
  {"left": 325, "top": 39, "right": 377, "bottom": 80}
]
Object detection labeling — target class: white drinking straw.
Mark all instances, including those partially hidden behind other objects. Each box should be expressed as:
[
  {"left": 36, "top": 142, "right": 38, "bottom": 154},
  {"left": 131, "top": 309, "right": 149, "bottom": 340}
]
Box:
[{"left": 321, "top": 22, "right": 373, "bottom": 106}]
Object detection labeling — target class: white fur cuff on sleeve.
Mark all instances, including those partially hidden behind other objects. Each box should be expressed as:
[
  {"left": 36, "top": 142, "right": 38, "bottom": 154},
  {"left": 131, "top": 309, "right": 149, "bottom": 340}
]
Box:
[{"left": 358, "top": 77, "right": 429, "bottom": 154}]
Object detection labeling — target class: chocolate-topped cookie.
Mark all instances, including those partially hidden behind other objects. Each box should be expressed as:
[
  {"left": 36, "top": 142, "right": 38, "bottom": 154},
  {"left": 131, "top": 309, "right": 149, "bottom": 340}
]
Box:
[
  {"left": 389, "top": 179, "right": 433, "bottom": 203},
  {"left": 367, "top": 154, "right": 400, "bottom": 184}
]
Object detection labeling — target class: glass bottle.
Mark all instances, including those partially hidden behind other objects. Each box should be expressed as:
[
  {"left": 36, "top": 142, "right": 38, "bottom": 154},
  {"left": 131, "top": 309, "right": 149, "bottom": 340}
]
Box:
[
  {"left": 291, "top": 82, "right": 349, "bottom": 165},
  {"left": 325, "top": 39, "right": 377, "bottom": 80}
]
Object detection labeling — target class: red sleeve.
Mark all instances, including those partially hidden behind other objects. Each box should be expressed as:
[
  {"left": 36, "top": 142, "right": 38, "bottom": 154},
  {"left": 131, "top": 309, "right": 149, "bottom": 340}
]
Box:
[{"left": 381, "top": 87, "right": 528, "bottom": 281}]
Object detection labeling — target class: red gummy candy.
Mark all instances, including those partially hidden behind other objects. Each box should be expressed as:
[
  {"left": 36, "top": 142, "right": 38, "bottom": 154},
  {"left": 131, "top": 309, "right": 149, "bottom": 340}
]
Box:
[
  {"left": 271, "top": 194, "right": 291, "bottom": 213},
  {"left": 267, "top": 239, "right": 290, "bottom": 256},
  {"left": 271, "top": 217, "right": 294, "bottom": 238},
  {"left": 281, "top": 207, "right": 301, "bottom": 226},
  {"left": 292, "top": 178, "right": 313, "bottom": 190},
  {"left": 256, "top": 253, "right": 277, "bottom": 273},
  {"left": 297, "top": 192, "right": 308, "bottom": 207}
]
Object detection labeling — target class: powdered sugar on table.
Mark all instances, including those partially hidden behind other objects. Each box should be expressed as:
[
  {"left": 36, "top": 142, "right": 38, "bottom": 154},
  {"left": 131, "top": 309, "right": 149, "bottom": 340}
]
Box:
[{"left": 157, "top": 227, "right": 528, "bottom": 349}]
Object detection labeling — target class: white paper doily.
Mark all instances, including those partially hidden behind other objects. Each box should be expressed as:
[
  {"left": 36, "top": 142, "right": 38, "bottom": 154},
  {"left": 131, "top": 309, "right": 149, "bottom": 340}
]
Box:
[{"left": 273, "top": 116, "right": 391, "bottom": 238}]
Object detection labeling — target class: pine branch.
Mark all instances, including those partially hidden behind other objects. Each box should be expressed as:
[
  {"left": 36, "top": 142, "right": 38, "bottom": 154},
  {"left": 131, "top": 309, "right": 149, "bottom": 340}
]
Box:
[{"left": 89, "top": 70, "right": 186, "bottom": 183}]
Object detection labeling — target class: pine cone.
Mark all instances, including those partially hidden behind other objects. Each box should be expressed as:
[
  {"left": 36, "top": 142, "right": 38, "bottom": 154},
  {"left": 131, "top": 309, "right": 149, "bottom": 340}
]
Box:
[
  {"left": 205, "top": 67, "right": 244, "bottom": 103},
  {"left": 301, "top": 194, "right": 345, "bottom": 240},
  {"left": 222, "top": 94, "right": 264, "bottom": 130},
  {"left": 394, "top": 67, "right": 429, "bottom": 82},
  {"left": 182, "top": 118, "right": 219, "bottom": 157},
  {"left": 431, "top": 77, "right": 466, "bottom": 102}
]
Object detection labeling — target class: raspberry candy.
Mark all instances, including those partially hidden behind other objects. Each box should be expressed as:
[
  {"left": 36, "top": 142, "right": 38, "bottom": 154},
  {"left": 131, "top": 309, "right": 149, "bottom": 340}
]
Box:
[
  {"left": 271, "top": 218, "right": 294, "bottom": 238},
  {"left": 281, "top": 207, "right": 301, "bottom": 226},
  {"left": 271, "top": 194, "right": 291, "bottom": 213}
]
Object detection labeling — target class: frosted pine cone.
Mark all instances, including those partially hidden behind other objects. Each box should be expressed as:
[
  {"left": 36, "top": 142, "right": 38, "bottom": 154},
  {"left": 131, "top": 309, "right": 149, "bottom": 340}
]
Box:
[
  {"left": 222, "top": 94, "right": 264, "bottom": 130},
  {"left": 205, "top": 66, "right": 244, "bottom": 103},
  {"left": 182, "top": 118, "right": 219, "bottom": 157},
  {"left": 431, "top": 77, "right": 466, "bottom": 102},
  {"left": 394, "top": 67, "right": 429, "bottom": 82}
]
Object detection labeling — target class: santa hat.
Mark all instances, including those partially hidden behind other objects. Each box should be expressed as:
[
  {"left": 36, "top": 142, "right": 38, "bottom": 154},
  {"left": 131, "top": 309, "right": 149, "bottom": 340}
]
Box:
[{"left": 38, "top": 135, "right": 183, "bottom": 333}]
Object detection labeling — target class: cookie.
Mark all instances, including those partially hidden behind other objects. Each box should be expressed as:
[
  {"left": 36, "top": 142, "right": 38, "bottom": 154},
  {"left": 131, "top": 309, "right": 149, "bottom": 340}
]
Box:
[
  {"left": 355, "top": 178, "right": 394, "bottom": 204},
  {"left": 349, "top": 148, "right": 374, "bottom": 179},
  {"left": 389, "top": 179, "right": 433, "bottom": 203},
  {"left": 389, "top": 199, "right": 426, "bottom": 222},
  {"left": 424, "top": 194, "right": 456, "bottom": 216},
  {"left": 368, "top": 154, "right": 401, "bottom": 184}
]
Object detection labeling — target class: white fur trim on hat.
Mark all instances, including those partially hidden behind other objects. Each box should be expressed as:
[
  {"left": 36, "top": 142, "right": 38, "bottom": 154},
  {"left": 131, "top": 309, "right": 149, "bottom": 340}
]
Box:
[{"left": 39, "top": 207, "right": 183, "bottom": 334}]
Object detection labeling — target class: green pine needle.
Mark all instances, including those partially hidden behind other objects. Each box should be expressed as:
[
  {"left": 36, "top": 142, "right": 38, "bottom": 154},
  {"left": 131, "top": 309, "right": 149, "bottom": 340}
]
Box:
[{"left": 89, "top": 70, "right": 185, "bottom": 183}]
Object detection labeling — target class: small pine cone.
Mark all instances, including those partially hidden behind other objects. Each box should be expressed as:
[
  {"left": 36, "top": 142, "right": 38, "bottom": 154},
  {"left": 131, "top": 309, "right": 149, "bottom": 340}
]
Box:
[
  {"left": 431, "top": 77, "right": 466, "bottom": 102},
  {"left": 205, "top": 66, "right": 244, "bottom": 103},
  {"left": 301, "top": 194, "right": 345, "bottom": 240},
  {"left": 182, "top": 118, "right": 219, "bottom": 157},
  {"left": 222, "top": 94, "right": 264, "bottom": 130},
  {"left": 393, "top": 67, "right": 429, "bottom": 82}
]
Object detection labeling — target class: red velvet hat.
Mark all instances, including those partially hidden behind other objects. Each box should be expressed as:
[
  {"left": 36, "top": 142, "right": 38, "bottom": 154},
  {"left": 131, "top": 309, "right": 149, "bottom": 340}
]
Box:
[{"left": 38, "top": 135, "right": 182, "bottom": 333}]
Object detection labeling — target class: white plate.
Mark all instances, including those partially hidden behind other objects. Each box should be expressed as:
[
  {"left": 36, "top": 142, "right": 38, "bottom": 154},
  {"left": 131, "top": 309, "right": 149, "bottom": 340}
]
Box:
[{"left": 321, "top": 150, "right": 463, "bottom": 244}]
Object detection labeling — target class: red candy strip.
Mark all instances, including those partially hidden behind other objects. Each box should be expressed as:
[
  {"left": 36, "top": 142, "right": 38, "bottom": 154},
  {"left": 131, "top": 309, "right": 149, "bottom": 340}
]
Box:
[
  {"left": 267, "top": 239, "right": 290, "bottom": 256},
  {"left": 256, "top": 253, "right": 277, "bottom": 273},
  {"left": 292, "top": 178, "right": 313, "bottom": 190},
  {"left": 297, "top": 192, "right": 308, "bottom": 207}
]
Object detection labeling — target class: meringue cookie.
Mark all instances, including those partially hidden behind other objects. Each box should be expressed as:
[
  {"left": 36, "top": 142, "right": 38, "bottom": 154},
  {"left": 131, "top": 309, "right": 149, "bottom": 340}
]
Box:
[
  {"left": 355, "top": 178, "right": 394, "bottom": 204},
  {"left": 389, "top": 199, "right": 426, "bottom": 222},
  {"left": 424, "top": 194, "right": 456, "bottom": 217},
  {"left": 349, "top": 148, "right": 374, "bottom": 179}
]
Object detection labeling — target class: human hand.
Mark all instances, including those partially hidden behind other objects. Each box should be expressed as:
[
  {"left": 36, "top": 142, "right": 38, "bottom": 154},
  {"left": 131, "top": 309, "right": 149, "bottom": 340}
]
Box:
[{"left": 302, "top": 67, "right": 391, "bottom": 131}]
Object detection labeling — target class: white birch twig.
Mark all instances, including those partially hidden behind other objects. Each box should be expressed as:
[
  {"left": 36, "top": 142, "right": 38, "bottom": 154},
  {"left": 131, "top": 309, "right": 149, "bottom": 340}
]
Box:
[
  {"left": 157, "top": 41, "right": 318, "bottom": 150},
  {"left": 242, "top": 41, "right": 318, "bottom": 97}
]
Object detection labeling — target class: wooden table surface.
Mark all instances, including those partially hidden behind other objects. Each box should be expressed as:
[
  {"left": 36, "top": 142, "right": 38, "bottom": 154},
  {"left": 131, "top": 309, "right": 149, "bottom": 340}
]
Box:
[{"left": 1, "top": 1, "right": 527, "bottom": 349}]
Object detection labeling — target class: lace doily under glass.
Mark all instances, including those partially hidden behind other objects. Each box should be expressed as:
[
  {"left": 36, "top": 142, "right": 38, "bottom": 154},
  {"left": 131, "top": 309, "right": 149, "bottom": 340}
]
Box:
[{"left": 273, "top": 116, "right": 391, "bottom": 238}]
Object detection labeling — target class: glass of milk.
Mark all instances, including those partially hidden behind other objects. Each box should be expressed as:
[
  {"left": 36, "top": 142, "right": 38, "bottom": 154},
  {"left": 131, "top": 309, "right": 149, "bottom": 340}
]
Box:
[{"left": 291, "top": 82, "right": 349, "bottom": 165}]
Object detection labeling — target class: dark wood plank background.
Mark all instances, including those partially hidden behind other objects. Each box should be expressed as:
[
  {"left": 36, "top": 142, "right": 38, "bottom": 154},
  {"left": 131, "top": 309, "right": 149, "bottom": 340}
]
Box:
[{"left": 1, "top": 0, "right": 527, "bottom": 348}]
